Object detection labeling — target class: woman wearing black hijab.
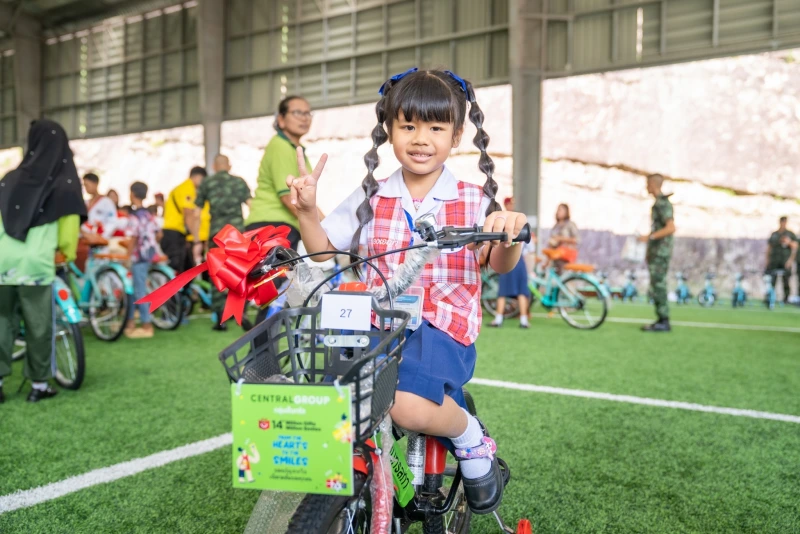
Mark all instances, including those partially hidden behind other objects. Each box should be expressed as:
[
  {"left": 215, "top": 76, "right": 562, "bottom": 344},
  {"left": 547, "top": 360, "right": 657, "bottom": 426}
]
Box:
[{"left": 0, "top": 119, "right": 86, "bottom": 403}]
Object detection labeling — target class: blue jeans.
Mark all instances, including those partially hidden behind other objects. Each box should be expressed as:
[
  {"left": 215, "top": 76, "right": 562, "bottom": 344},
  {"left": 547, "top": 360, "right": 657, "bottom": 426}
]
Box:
[{"left": 131, "top": 261, "right": 152, "bottom": 325}]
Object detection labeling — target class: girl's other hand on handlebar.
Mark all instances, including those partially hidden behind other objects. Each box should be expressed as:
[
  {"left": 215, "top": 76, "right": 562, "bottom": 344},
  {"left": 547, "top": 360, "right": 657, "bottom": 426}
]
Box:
[
  {"left": 475, "top": 210, "right": 529, "bottom": 249},
  {"left": 286, "top": 146, "right": 328, "bottom": 214}
]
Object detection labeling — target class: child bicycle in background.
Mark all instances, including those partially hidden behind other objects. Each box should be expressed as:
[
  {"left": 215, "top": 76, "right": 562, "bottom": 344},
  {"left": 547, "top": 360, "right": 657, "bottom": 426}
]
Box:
[{"left": 288, "top": 68, "right": 528, "bottom": 516}]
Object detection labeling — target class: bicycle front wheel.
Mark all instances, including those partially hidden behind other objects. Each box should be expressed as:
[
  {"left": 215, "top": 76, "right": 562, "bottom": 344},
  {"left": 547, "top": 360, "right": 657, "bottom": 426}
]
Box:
[
  {"left": 89, "top": 267, "right": 130, "bottom": 341},
  {"left": 285, "top": 473, "right": 369, "bottom": 534},
  {"left": 555, "top": 275, "right": 608, "bottom": 330},
  {"left": 147, "top": 269, "right": 183, "bottom": 330},
  {"left": 54, "top": 306, "right": 86, "bottom": 390}
]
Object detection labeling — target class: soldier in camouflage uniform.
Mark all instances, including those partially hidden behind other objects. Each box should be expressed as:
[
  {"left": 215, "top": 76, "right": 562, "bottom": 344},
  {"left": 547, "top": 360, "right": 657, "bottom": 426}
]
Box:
[
  {"left": 639, "top": 174, "right": 676, "bottom": 332},
  {"left": 765, "top": 217, "right": 796, "bottom": 303},
  {"left": 191, "top": 154, "right": 252, "bottom": 331}
]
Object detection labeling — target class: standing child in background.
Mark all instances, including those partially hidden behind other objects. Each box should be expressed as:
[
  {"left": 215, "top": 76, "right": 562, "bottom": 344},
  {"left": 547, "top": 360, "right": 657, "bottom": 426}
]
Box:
[
  {"left": 490, "top": 197, "right": 533, "bottom": 328},
  {"left": 288, "top": 68, "right": 527, "bottom": 514},
  {"left": 125, "top": 182, "right": 161, "bottom": 339}
]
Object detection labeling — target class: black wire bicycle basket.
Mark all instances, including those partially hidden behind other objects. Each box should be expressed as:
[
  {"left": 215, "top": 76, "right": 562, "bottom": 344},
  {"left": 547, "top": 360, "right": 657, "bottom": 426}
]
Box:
[{"left": 219, "top": 293, "right": 409, "bottom": 444}]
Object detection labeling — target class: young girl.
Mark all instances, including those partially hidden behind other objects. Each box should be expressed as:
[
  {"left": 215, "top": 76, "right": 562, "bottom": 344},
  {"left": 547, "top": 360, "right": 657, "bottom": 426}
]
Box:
[{"left": 287, "top": 68, "right": 527, "bottom": 514}]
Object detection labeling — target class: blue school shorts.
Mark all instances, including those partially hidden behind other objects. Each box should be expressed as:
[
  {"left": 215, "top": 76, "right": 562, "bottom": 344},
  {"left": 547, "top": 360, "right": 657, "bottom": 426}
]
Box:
[{"left": 396, "top": 320, "right": 477, "bottom": 411}]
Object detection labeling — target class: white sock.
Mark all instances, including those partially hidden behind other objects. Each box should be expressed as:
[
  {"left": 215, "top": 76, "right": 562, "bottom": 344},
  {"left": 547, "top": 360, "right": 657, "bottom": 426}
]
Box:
[
  {"left": 492, "top": 313, "right": 503, "bottom": 325},
  {"left": 32, "top": 382, "right": 48, "bottom": 391},
  {"left": 520, "top": 315, "right": 529, "bottom": 327},
  {"left": 452, "top": 410, "right": 492, "bottom": 479}
]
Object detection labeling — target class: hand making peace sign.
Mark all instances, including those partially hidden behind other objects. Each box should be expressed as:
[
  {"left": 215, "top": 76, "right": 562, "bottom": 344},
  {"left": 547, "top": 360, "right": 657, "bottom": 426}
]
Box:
[{"left": 286, "top": 146, "right": 328, "bottom": 214}]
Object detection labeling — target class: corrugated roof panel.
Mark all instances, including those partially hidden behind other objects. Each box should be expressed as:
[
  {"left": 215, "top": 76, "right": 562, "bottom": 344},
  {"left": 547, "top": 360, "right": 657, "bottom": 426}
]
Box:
[
  {"left": 455, "top": 35, "right": 487, "bottom": 79},
  {"left": 248, "top": 73, "right": 271, "bottom": 114},
  {"left": 356, "top": 7, "right": 383, "bottom": 50},
  {"left": 640, "top": 4, "right": 661, "bottom": 58},
  {"left": 490, "top": 31, "right": 509, "bottom": 78},
  {"left": 355, "top": 53, "right": 383, "bottom": 98},
  {"left": 616, "top": 7, "right": 639, "bottom": 64},
  {"left": 144, "top": 93, "right": 161, "bottom": 126},
  {"left": 163, "top": 89, "right": 181, "bottom": 123},
  {"left": 125, "top": 97, "right": 142, "bottom": 129},
  {"left": 547, "top": 20, "right": 568, "bottom": 71},
  {"left": 125, "top": 60, "right": 142, "bottom": 93},
  {"left": 108, "top": 98, "right": 123, "bottom": 131},
  {"left": 164, "top": 10, "right": 183, "bottom": 49},
  {"left": 164, "top": 51, "right": 181, "bottom": 87},
  {"left": 250, "top": 32, "right": 274, "bottom": 72},
  {"left": 457, "top": 0, "right": 488, "bottom": 32},
  {"left": 388, "top": 47, "right": 416, "bottom": 76},
  {"left": 301, "top": 0, "right": 322, "bottom": 19},
  {"left": 719, "top": 0, "right": 773, "bottom": 44},
  {"left": 184, "top": 48, "right": 198, "bottom": 83},
  {"left": 328, "top": 14, "right": 353, "bottom": 56},
  {"left": 184, "top": 86, "right": 199, "bottom": 121},
  {"left": 574, "top": 0, "right": 614, "bottom": 11},
  {"left": 665, "top": 0, "right": 712, "bottom": 52},
  {"left": 326, "top": 58, "right": 351, "bottom": 104},
  {"left": 88, "top": 68, "right": 107, "bottom": 101},
  {"left": 144, "top": 56, "right": 162, "bottom": 91},
  {"left": 88, "top": 102, "right": 105, "bottom": 134},
  {"left": 299, "top": 64, "right": 323, "bottom": 103},
  {"left": 493, "top": 0, "right": 509, "bottom": 23},
  {"left": 44, "top": 43, "right": 60, "bottom": 75},
  {"left": 388, "top": 1, "right": 415, "bottom": 45},
  {"left": 421, "top": 41, "right": 450, "bottom": 69},
  {"left": 228, "top": 0, "right": 251, "bottom": 37},
  {"left": 574, "top": 13, "right": 612, "bottom": 71},
  {"left": 251, "top": 1, "right": 274, "bottom": 32},
  {"left": 227, "top": 37, "right": 247, "bottom": 75},
  {"left": 144, "top": 14, "right": 163, "bottom": 53},
  {"left": 108, "top": 63, "right": 124, "bottom": 97},
  {"left": 777, "top": 0, "right": 800, "bottom": 35},
  {"left": 226, "top": 78, "right": 246, "bottom": 117},
  {"left": 300, "top": 20, "right": 324, "bottom": 62},
  {"left": 421, "top": 0, "right": 453, "bottom": 37},
  {"left": 126, "top": 19, "right": 144, "bottom": 55}
]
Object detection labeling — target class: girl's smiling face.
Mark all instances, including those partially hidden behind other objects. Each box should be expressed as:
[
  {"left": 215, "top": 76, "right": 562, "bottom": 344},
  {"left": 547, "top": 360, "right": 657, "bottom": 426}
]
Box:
[{"left": 390, "top": 114, "right": 463, "bottom": 179}]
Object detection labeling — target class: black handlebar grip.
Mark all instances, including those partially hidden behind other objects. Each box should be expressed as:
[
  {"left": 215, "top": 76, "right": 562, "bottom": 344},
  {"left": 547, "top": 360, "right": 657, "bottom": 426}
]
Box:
[{"left": 513, "top": 223, "right": 532, "bottom": 244}]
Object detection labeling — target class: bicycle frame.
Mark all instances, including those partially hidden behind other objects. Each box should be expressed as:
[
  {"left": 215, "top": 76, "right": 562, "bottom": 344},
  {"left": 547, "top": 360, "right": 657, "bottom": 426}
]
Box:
[
  {"left": 54, "top": 276, "right": 84, "bottom": 324},
  {"left": 529, "top": 267, "right": 602, "bottom": 308},
  {"left": 67, "top": 256, "right": 133, "bottom": 310}
]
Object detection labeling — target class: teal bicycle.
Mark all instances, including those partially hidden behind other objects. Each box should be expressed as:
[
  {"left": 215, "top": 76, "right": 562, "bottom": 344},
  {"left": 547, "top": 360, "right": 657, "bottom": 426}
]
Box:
[
  {"left": 483, "top": 258, "right": 609, "bottom": 329},
  {"left": 13, "top": 271, "right": 86, "bottom": 390},
  {"left": 66, "top": 251, "right": 133, "bottom": 341}
]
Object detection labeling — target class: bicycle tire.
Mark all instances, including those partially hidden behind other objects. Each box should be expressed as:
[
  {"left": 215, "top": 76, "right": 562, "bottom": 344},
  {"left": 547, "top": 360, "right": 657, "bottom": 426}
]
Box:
[
  {"left": 285, "top": 473, "right": 369, "bottom": 534},
  {"left": 556, "top": 274, "right": 608, "bottom": 330},
  {"left": 54, "top": 310, "right": 85, "bottom": 390},
  {"left": 147, "top": 269, "right": 183, "bottom": 330},
  {"left": 181, "top": 293, "right": 195, "bottom": 319},
  {"left": 89, "top": 266, "right": 130, "bottom": 342},
  {"left": 421, "top": 474, "right": 472, "bottom": 534}
]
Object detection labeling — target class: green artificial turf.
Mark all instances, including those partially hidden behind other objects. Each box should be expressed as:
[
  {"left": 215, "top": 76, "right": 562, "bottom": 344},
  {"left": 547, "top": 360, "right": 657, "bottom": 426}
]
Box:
[{"left": 1, "top": 303, "right": 798, "bottom": 533}]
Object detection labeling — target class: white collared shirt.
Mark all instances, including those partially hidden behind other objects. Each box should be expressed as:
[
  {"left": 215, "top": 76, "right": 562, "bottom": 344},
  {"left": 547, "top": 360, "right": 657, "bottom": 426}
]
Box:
[{"left": 321, "top": 166, "right": 492, "bottom": 251}]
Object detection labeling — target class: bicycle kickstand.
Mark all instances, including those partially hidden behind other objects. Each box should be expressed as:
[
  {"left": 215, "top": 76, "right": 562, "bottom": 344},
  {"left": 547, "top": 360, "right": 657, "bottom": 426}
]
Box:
[{"left": 492, "top": 511, "right": 516, "bottom": 533}]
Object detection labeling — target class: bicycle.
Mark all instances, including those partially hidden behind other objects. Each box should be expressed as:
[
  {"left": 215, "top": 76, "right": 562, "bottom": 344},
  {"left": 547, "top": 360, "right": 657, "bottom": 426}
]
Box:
[
  {"left": 620, "top": 271, "right": 638, "bottom": 302},
  {"left": 220, "top": 218, "right": 535, "bottom": 534},
  {"left": 731, "top": 273, "right": 747, "bottom": 308},
  {"left": 697, "top": 272, "right": 717, "bottom": 307},
  {"left": 675, "top": 272, "right": 691, "bottom": 305},
  {"left": 146, "top": 257, "right": 184, "bottom": 331},
  {"left": 12, "top": 275, "right": 86, "bottom": 390},
  {"left": 65, "top": 251, "right": 133, "bottom": 341}
]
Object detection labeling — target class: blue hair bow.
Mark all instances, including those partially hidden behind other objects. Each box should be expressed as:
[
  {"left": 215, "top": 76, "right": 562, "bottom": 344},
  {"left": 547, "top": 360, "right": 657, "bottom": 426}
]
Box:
[
  {"left": 378, "top": 67, "right": 418, "bottom": 95},
  {"left": 377, "top": 67, "right": 469, "bottom": 96},
  {"left": 443, "top": 70, "right": 468, "bottom": 94}
]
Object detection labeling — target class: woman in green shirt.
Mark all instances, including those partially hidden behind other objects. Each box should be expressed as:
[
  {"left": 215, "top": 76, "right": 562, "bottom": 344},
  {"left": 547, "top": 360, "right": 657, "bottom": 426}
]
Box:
[
  {"left": 0, "top": 120, "right": 86, "bottom": 403},
  {"left": 245, "top": 95, "right": 313, "bottom": 250}
]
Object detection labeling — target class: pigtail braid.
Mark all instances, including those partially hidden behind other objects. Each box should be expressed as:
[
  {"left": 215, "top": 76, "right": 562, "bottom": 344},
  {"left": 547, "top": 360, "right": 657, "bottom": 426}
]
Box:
[
  {"left": 348, "top": 79, "right": 394, "bottom": 274},
  {"left": 465, "top": 80, "right": 499, "bottom": 216}
]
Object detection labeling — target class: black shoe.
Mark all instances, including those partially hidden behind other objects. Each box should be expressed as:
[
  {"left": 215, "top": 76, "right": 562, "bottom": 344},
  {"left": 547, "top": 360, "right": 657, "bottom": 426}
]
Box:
[
  {"left": 456, "top": 423, "right": 504, "bottom": 515},
  {"left": 27, "top": 386, "right": 58, "bottom": 402},
  {"left": 641, "top": 319, "right": 671, "bottom": 332},
  {"left": 212, "top": 321, "right": 228, "bottom": 332},
  {"left": 0, "top": 387, "right": 5, "bottom": 404},
  {"left": 519, "top": 322, "right": 530, "bottom": 329},
  {"left": 241, "top": 318, "right": 254, "bottom": 332}
]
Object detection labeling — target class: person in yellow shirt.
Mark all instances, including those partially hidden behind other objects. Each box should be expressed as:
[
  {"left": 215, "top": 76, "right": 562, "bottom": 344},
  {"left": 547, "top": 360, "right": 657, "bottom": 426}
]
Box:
[{"left": 161, "top": 166, "right": 207, "bottom": 273}]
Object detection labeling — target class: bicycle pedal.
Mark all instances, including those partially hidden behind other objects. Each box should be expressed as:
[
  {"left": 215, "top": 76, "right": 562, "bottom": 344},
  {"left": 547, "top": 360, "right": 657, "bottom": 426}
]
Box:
[{"left": 497, "top": 457, "right": 511, "bottom": 487}]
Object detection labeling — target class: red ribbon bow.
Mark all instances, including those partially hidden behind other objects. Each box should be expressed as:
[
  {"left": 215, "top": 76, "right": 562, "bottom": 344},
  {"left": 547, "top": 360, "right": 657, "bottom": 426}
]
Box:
[{"left": 136, "top": 224, "right": 291, "bottom": 325}]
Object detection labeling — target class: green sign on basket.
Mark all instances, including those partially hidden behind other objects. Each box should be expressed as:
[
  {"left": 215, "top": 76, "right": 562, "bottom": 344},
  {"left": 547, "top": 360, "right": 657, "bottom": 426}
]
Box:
[{"left": 231, "top": 383, "right": 354, "bottom": 496}]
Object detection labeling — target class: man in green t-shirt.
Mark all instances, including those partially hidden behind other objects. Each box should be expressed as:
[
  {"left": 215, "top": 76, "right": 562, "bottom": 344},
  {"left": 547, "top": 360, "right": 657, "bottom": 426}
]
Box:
[
  {"left": 766, "top": 216, "right": 796, "bottom": 303},
  {"left": 245, "top": 96, "right": 314, "bottom": 250}
]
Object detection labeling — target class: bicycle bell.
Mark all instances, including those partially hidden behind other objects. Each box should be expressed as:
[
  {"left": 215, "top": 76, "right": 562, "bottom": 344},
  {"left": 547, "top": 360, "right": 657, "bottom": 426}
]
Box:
[{"left": 414, "top": 213, "right": 438, "bottom": 242}]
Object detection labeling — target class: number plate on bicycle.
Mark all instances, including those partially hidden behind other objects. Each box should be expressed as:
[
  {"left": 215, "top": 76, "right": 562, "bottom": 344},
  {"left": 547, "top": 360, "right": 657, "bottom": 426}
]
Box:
[
  {"left": 231, "top": 383, "right": 354, "bottom": 495},
  {"left": 320, "top": 293, "right": 372, "bottom": 331}
]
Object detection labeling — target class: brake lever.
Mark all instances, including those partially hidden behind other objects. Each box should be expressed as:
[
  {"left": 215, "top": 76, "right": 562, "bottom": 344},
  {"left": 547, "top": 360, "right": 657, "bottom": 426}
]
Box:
[{"left": 248, "top": 246, "right": 302, "bottom": 279}]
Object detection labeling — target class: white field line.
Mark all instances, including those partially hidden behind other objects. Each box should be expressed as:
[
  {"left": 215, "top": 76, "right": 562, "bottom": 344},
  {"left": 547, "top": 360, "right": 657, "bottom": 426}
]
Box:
[
  {"left": 4, "top": 377, "right": 800, "bottom": 514},
  {"left": 0, "top": 433, "right": 232, "bottom": 515},
  {"left": 470, "top": 377, "right": 800, "bottom": 424},
  {"left": 530, "top": 313, "right": 800, "bottom": 333}
]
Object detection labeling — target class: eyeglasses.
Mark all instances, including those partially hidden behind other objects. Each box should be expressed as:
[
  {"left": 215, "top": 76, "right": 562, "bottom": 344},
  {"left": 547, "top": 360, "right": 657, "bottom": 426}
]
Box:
[{"left": 288, "top": 110, "right": 313, "bottom": 119}]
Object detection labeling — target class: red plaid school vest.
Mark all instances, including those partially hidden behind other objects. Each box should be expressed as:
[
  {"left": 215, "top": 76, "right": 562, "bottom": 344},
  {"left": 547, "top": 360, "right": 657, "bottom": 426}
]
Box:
[{"left": 365, "top": 181, "right": 484, "bottom": 345}]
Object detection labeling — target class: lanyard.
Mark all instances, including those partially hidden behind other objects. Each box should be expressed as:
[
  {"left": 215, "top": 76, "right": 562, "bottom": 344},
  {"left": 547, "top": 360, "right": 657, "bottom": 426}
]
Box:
[{"left": 403, "top": 209, "right": 416, "bottom": 246}]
